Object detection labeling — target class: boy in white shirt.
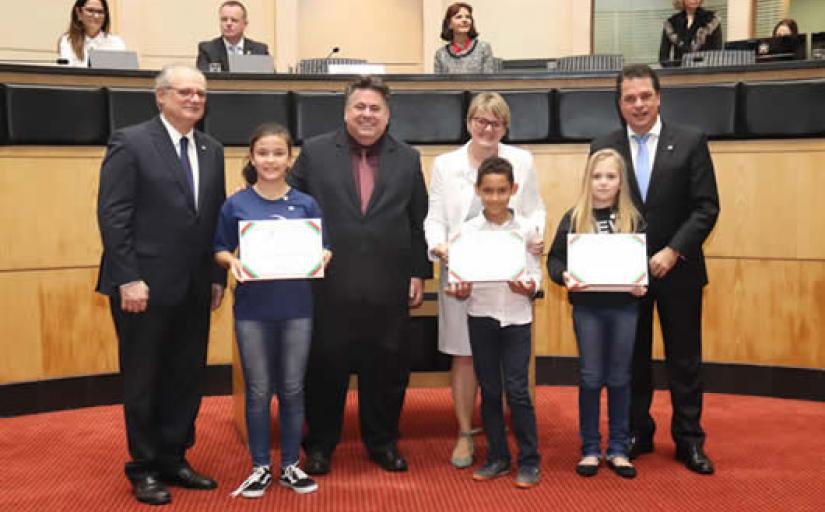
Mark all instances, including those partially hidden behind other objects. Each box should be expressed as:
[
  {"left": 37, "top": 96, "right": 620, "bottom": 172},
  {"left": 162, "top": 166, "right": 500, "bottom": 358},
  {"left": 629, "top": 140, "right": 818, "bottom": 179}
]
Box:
[{"left": 447, "top": 156, "right": 542, "bottom": 488}]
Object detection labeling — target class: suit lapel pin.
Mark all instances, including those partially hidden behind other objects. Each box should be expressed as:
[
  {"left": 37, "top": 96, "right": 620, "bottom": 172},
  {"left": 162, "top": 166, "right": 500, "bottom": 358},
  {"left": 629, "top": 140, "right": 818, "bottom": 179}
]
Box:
[
  {"left": 666, "top": 145, "right": 674, "bottom": 151},
  {"left": 200, "top": 145, "right": 206, "bottom": 151}
]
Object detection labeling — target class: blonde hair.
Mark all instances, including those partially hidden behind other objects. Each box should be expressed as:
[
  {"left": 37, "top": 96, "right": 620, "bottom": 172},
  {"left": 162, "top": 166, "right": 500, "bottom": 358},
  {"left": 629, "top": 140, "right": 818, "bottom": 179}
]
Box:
[
  {"left": 570, "top": 149, "right": 641, "bottom": 234},
  {"left": 467, "top": 92, "right": 510, "bottom": 129}
]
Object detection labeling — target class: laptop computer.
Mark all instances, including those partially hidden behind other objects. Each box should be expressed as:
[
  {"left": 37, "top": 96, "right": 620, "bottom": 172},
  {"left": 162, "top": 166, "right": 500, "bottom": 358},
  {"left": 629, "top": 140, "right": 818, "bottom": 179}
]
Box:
[
  {"left": 227, "top": 54, "right": 275, "bottom": 73},
  {"left": 88, "top": 49, "right": 139, "bottom": 70}
]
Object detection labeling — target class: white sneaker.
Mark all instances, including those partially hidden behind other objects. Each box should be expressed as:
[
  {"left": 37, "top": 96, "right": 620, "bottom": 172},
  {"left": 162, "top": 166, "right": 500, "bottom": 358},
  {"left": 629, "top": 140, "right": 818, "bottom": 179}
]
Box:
[
  {"left": 230, "top": 465, "right": 272, "bottom": 498},
  {"left": 279, "top": 463, "right": 319, "bottom": 494}
]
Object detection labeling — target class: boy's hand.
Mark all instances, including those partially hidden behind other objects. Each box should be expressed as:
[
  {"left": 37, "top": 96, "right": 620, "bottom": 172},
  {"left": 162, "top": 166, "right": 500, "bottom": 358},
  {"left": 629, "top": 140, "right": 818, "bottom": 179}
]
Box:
[
  {"left": 508, "top": 279, "right": 536, "bottom": 296},
  {"left": 445, "top": 281, "right": 472, "bottom": 299},
  {"left": 431, "top": 244, "right": 449, "bottom": 264}
]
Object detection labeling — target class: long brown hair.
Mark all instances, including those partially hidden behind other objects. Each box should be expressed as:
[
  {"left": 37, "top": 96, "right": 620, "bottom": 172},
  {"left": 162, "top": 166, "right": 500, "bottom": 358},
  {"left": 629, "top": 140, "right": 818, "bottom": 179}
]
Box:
[
  {"left": 570, "top": 149, "right": 641, "bottom": 234},
  {"left": 63, "top": 0, "right": 112, "bottom": 62}
]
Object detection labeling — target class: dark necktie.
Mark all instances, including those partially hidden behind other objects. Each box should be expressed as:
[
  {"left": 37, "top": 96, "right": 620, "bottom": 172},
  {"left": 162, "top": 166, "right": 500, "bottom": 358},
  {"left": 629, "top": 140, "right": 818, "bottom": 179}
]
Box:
[
  {"left": 357, "top": 149, "right": 374, "bottom": 213},
  {"left": 179, "top": 136, "right": 196, "bottom": 207}
]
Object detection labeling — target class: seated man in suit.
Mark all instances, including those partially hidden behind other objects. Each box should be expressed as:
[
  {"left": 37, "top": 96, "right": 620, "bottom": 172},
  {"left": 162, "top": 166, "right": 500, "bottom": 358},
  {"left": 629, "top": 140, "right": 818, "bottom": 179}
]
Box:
[{"left": 196, "top": 0, "right": 269, "bottom": 72}]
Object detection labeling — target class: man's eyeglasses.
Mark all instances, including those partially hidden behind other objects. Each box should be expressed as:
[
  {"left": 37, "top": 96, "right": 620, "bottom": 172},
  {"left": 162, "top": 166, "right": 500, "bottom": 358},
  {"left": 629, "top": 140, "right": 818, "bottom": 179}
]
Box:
[{"left": 166, "top": 87, "right": 207, "bottom": 100}]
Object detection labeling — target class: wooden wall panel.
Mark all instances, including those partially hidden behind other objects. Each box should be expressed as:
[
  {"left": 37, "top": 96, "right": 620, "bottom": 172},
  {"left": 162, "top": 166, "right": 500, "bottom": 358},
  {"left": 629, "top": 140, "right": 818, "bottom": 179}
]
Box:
[
  {"left": 707, "top": 140, "right": 825, "bottom": 260},
  {"left": 3, "top": 139, "right": 824, "bottom": 385},
  {"left": 0, "top": 148, "right": 104, "bottom": 270},
  {"left": 703, "top": 258, "right": 825, "bottom": 367}
]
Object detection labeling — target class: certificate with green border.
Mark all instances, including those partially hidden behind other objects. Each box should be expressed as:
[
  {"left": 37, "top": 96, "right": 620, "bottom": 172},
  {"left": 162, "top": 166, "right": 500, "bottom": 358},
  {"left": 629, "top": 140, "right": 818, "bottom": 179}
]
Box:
[
  {"left": 238, "top": 218, "right": 324, "bottom": 281},
  {"left": 567, "top": 233, "right": 648, "bottom": 292}
]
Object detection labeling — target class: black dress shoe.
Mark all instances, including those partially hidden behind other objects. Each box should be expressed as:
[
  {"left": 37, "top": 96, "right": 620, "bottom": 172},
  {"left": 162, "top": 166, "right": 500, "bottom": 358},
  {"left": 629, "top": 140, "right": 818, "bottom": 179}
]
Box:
[
  {"left": 369, "top": 447, "right": 408, "bottom": 472},
  {"left": 160, "top": 464, "right": 217, "bottom": 489},
  {"left": 304, "top": 452, "right": 331, "bottom": 475},
  {"left": 606, "top": 458, "right": 637, "bottom": 479},
  {"left": 575, "top": 460, "right": 599, "bottom": 477},
  {"left": 131, "top": 475, "right": 171, "bottom": 505},
  {"left": 627, "top": 435, "right": 654, "bottom": 459},
  {"left": 675, "top": 445, "right": 715, "bottom": 475}
]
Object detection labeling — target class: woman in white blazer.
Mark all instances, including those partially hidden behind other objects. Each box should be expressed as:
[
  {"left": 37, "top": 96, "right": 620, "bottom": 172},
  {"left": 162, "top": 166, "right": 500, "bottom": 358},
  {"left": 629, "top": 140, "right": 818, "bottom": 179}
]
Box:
[{"left": 424, "top": 92, "right": 546, "bottom": 468}]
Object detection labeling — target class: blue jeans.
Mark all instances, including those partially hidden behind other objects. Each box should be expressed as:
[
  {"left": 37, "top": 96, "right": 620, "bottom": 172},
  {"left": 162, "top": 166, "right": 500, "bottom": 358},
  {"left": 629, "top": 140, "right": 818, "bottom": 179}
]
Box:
[
  {"left": 235, "top": 317, "right": 312, "bottom": 468},
  {"left": 468, "top": 316, "right": 540, "bottom": 469},
  {"left": 572, "top": 303, "right": 638, "bottom": 458}
]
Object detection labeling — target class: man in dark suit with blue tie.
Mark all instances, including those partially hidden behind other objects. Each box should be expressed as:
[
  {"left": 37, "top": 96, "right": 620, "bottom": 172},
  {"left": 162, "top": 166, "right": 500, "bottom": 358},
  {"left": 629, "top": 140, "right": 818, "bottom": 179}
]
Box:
[
  {"left": 590, "top": 64, "right": 720, "bottom": 475},
  {"left": 97, "top": 65, "right": 226, "bottom": 505},
  {"left": 196, "top": 1, "right": 269, "bottom": 72},
  {"left": 288, "top": 76, "right": 431, "bottom": 475}
]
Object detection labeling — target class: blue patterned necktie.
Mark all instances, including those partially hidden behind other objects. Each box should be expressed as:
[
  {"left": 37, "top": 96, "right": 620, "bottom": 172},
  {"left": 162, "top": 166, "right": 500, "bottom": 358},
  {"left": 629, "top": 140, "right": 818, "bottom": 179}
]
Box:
[
  {"left": 633, "top": 133, "right": 652, "bottom": 201},
  {"left": 179, "top": 136, "right": 196, "bottom": 207}
]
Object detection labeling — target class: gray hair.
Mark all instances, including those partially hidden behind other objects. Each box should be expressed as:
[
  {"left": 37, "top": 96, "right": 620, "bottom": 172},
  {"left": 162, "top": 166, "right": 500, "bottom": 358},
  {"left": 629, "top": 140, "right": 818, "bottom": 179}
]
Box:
[{"left": 154, "top": 65, "right": 205, "bottom": 91}]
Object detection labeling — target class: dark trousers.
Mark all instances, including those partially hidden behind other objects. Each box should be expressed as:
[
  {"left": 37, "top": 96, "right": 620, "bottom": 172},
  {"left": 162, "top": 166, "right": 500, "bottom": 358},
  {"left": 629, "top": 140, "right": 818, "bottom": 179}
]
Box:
[
  {"left": 110, "top": 286, "right": 211, "bottom": 481},
  {"left": 631, "top": 286, "right": 705, "bottom": 448},
  {"left": 303, "top": 299, "right": 410, "bottom": 456},
  {"left": 467, "top": 316, "right": 540, "bottom": 469}
]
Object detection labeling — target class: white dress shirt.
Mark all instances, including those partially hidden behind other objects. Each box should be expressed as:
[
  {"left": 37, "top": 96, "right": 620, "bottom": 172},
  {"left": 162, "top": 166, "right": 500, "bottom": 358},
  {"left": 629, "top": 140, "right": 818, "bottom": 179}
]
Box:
[
  {"left": 224, "top": 37, "right": 246, "bottom": 55},
  {"left": 464, "top": 212, "right": 542, "bottom": 327},
  {"left": 159, "top": 114, "right": 200, "bottom": 208},
  {"left": 58, "top": 32, "right": 125, "bottom": 67}
]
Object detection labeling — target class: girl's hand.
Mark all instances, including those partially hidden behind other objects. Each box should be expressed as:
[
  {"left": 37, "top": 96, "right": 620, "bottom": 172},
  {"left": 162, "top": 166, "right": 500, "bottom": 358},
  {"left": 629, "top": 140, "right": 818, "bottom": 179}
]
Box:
[
  {"left": 508, "top": 279, "right": 536, "bottom": 296},
  {"left": 563, "top": 271, "right": 588, "bottom": 291},
  {"left": 445, "top": 281, "right": 472, "bottom": 299},
  {"left": 630, "top": 284, "right": 648, "bottom": 297},
  {"left": 322, "top": 249, "right": 333, "bottom": 268},
  {"left": 229, "top": 257, "right": 246, "bottom": 283}
]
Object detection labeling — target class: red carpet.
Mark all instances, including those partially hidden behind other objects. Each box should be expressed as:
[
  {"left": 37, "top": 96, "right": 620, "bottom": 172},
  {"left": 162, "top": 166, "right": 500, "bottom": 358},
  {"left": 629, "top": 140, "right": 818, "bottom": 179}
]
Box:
[{"left": 1, "top": 387, "right": 823, "bottom": 511}]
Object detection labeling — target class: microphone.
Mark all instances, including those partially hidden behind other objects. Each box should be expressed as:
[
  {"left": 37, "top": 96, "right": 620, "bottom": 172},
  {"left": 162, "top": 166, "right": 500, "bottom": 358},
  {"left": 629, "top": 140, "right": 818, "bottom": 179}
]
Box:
[{"left": 325, "top": 47, "right": 340, "bottom": 59}]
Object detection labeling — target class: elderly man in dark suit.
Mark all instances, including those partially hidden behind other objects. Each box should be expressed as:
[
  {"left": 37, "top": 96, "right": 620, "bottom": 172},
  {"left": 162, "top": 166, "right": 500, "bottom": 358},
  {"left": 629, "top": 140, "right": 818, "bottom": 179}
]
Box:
[
  {"left": 97, "top": 65, "right": 226, "bottom": 505},
  {"left": 590, "top": 64, "right": 719, "bottom": 475},
  {"left": 196, "top": 0, "right": 269, "bottom": 72},
  {"left": 288, "top": 76, "right": 431, "bottom": 475}
]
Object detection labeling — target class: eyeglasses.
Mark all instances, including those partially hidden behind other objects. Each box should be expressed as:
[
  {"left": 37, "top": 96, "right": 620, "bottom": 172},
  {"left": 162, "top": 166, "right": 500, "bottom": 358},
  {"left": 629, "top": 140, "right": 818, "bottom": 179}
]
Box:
[
  {"left": 81, "top": 7, "right": 106, "bottom": 17},
  {"left": 166, "top": 87, "right": 207, "bottom": 100},
  {"left": 471, "top": 117, "right": 504, "bottom": 130}
]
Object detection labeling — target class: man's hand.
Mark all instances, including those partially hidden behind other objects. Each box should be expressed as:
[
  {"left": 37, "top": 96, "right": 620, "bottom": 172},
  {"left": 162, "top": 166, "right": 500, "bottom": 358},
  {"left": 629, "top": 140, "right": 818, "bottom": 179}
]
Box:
[
  {"left": 649, "top": 247, "right": 679, "bottom": 279},
  {"left": 408, "top": 277, "right": 424, "bottom": 308},
  {"left": 120, "top": 280, "right": 149, "bottom": 313},
  {"left": 211, "top": 284, "right": 224, "bottom": 311}
]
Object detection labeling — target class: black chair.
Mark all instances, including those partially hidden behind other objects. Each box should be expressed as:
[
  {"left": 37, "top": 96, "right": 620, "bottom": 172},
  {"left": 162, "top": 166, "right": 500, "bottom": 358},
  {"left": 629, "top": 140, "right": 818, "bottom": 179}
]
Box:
[
  {"left": 741, "top": 79, "right": 825, "bottom": 138},
  {"left": 501, "top": 90, "right": 554, "bottom": 143},
  {"left": 0, "top": 85, "right": 7, "bottom": 145},
  {"left": 293, "top": 92, "right": 345, "bottom": 144},
  {"left": 6, "top": 84, "right": 108, "bottom": 145},
  {"left": 388, "top": 91, "right": 464, "bottom": 144},
  {"left": 106, "top": 88, "right": 156, "bottom": 132},
  {"left": 556, "top": 88, "right": 622, "bottom": 142},
  {"left": 204, "top": 91, "right": 290, "bottom": 145},
  {"left": 660, "top": 84, "right": 738, "bottom": 139}
]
